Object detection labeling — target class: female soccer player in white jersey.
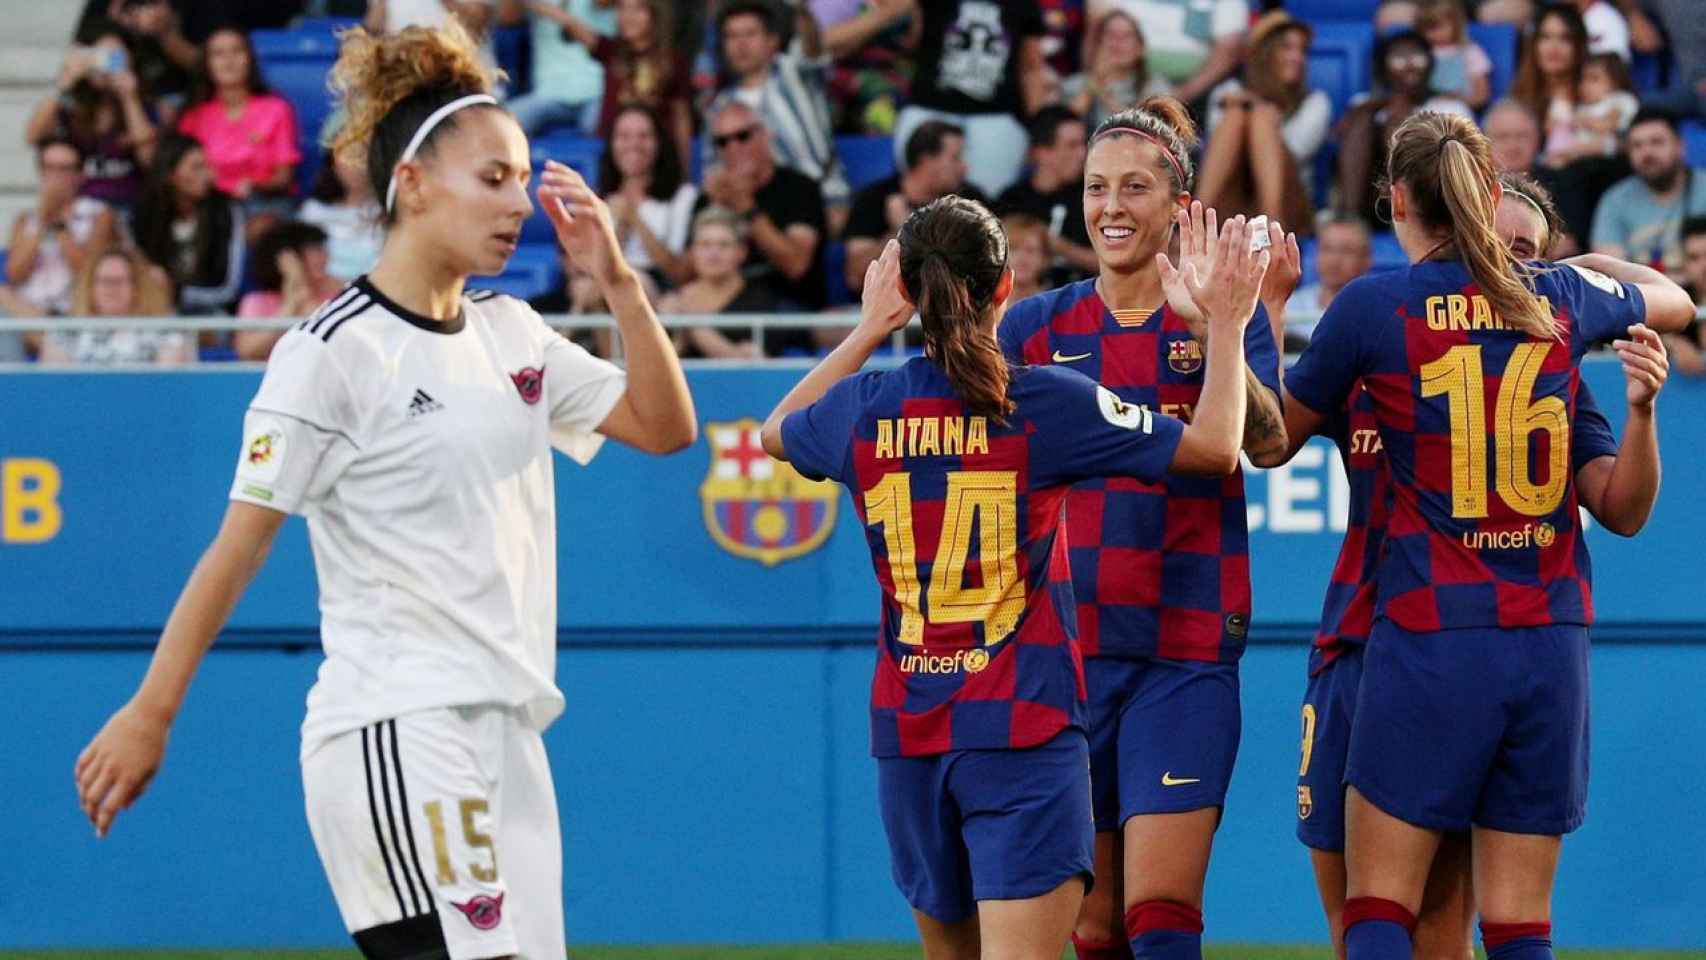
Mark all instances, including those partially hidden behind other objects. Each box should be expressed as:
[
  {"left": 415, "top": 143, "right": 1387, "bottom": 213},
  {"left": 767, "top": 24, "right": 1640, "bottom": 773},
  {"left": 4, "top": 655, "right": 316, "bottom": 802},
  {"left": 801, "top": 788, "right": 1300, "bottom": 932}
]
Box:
[{"left": 72, "top": 22, "right": 695, "bottom": 960}]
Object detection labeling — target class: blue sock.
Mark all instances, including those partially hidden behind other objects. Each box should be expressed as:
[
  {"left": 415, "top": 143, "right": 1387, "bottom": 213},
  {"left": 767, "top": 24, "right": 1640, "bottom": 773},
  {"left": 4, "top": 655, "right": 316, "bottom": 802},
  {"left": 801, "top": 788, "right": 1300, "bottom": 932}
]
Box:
[
  {"left": 1483, "top": 921, "right": 1553, "bottom": 960},
  {"left": 1342, "top": 897, "right": 1415, "bottom": 960},
  {"left": 1124, "top": 900, "right": 1202, "bottom": 960}
]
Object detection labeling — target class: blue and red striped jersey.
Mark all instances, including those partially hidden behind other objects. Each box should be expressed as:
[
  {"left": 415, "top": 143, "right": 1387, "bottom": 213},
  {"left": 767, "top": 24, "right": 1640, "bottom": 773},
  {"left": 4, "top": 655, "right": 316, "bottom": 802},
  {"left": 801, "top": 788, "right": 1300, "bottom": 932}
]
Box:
[
  {"left": 1304, "top": 378, "right": 1619, "bottom": 675},
  {"left": 782, "top": 356, "right": 1185, "bottom": 757},
  {"left": 997, "top": 278, "right": 1282, "bottom": 662},
  {"left": 1287, "top": 260, "right": 1644, "bottom": 632}
]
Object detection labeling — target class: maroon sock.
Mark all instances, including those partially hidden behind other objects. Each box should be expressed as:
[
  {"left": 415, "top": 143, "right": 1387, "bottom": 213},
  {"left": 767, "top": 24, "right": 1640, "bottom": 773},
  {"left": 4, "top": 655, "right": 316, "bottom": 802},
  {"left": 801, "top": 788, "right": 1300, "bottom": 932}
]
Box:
[{"left": 1073, "top": 932, "right": 1135, "bottom": 960}]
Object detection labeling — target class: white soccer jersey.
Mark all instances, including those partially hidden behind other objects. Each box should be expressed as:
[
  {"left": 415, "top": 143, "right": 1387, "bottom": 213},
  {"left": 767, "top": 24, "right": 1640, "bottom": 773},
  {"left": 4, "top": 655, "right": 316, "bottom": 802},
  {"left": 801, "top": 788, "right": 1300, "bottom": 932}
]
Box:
[{"left": 230, "top": 278, "right": 627, "bottom": 752}]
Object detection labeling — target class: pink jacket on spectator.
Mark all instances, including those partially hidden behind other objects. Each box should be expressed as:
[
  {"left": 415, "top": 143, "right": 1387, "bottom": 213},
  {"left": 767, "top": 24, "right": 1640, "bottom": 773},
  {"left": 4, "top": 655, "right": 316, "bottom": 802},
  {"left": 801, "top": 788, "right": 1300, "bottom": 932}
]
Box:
[{"left": 177, "top": 94, "right": 301, "bottom": 196}]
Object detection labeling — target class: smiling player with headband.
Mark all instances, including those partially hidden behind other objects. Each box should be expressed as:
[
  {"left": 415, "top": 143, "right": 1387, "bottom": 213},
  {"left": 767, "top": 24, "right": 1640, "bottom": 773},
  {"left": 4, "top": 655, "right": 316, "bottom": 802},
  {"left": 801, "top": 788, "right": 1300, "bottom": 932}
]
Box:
[
  {"left": 997, "top": 96, "right": 1293, "bottom": 960},
  {"left": 73, "top": 22, "right": 696, "bottom": 960}
]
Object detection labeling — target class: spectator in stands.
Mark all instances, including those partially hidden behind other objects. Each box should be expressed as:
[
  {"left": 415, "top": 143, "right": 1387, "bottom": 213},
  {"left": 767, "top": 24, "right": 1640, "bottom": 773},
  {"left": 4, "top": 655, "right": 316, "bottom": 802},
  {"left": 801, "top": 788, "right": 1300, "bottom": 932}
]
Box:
[
  {"left": 38, "top": 244, "right": 192, "bottom": 366},
  {"left": 133, "top": 133, "right": 247, "bottom": 315},
  {"left": 994, "top": 107, "right": 1096, "bottom": 280},
  {"left": 1198, "top": 11, "right": 1329, "bottom": 237},
  {"left": 1512, "top": 4, "right": 1590, "bottom": 166},
  {"left": 233, "top": 221, "right": 346, "bottom": 360},
  {"left": 711, "top": 0, "right": 850, "bottom": 231},
  {"left": 1592, "top": 109, "right": 1706, "bottom": 281},
  {"left": 297, "top": 148, "right": 384, "bottom": 281},
  {"left": 660, "top": 206, "right": 785, "bottom": 358},
  {"left": 1061, "top": 9, "right": 1171, "bottom": 129},
  {"left": 599, "top": 104, "right": 698, "bottom": 290},
  {"left": 1001, "top": 211, "right": 1050, "bottom": 304},
  {"left": 25, "top": 32, "right": 159, "bottom": 211},
  {"left": 0, "top": 140, "right": 119, "bottom": 323},
  {"left": 1571, "top": 0, "right": 1631, "bottom": 60},
  {"left": 527, "top": 0, "right": 693, "bottom": 166},
  {"left": 894, "top": 0, "right": 1046, "bottom": 198},
  {"left": 1289, "top": 215, "right": 1371, "bottom": 344},
  {"left": 699, "top": 100, "right": 828, "bottom": 311},
  {"left": 1035, "top": 0, "right": 1086, "bottom": 80},
  {"left": 1672, "top": 215, "right": 1706, "bottom": 376},
  {"left": 1335, "top": 30, "right": 1472, "bottom": 224},
  {"left": 1416, "top": 0, "right": 1491, "bottom": 111},
  {"left": 809, "top": 1, "right": 918, "bottom": 136},
  {"left": 74, "top": 0, "right": 198, "bottom": 115},
  {"left": 1087, "top": 0, "right": 1247, "bottom": 108},
  {"left": 494, "top": 0, "right": 612, "bottom": 136},
  {"left": 529, "top": 238, "right": 617, "bottom": 357},
  {"left": 844, "top": 120, "right": 984, "bottom": 295},
  {"left": 1639, "top": 0, "right": 1705, "bottom": 119},
  {"left": 1569, "top": 53, "right": 1640, "bottom": 158},
  {"left": 1485, "top": 97, "right": 1581, "bottom": 249},
  {"left": 175, "top": 27, "right": 301, "bottom": 220},
  {"left": 368, "top": 0, "right": 495, "bottom": 35}
]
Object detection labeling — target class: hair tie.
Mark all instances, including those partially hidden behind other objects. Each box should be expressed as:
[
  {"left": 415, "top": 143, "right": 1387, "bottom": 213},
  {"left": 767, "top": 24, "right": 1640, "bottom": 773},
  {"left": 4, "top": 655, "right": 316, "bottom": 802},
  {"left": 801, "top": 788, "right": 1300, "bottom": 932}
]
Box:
[
  {"left": 1091, "top": 125, "right": 1188, "bottom": 189},
  {"left": 384, "top": 93, "right": 498, "bottom": 212}
]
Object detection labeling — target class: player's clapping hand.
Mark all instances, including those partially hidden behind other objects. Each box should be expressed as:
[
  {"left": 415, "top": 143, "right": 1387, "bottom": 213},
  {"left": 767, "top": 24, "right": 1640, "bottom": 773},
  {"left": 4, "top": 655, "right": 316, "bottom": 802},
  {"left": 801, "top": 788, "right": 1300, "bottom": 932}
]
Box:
[
  {"left": 1258, "top": 218, "right": 1302, "bottom": 309},
  {"left": 538, "top": 161, "right": 626, "bottom": 286},
  {"left": 1165, "top": 200, "right": 1219, "bottom": 338},
  {"left": 858, "top": 239, "right": 912, "bottom": 339},
  {"left": 1156, "top": 214, "right": 1269, "bottom": 337},
  {"left": 1613, "top": 323, "right": 1669, "bottom": 409},
  {"left": 75, "top": 701, "right": 169, "bottom": 838}
]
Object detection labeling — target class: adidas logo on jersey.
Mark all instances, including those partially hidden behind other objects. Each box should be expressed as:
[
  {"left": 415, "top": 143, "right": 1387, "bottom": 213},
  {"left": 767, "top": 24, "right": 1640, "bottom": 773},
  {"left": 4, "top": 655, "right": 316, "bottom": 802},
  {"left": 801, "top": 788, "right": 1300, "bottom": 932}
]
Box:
[{"left": 407, "top": 389, "right": 444, "bottom": 418}]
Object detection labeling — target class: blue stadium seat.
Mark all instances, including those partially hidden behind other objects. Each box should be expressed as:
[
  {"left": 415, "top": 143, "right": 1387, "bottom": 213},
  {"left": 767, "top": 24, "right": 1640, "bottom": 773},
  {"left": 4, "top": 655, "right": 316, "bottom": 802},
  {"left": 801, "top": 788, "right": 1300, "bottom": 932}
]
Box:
[
  {"left": 1467, "top": 22, "right": 1518, "bottom": 102},
  {"left": 472, "top": 250, "right": 561, "bottom": 301},
  {"left": 824, "top": 240, "right": 853, "bottom": 307},
  {"left": 1307, "top": 21, "right": 1375, "bottom": 120},
  {"left": 291, "top": 16, "right": 360, "bottom": 34},
  {"left": 1287, "top": 0, "right": 1381, "bottom": 19},
  {"left": 262, "top": 55, "right": 338, "bottom": 198},
  {"left": 836, "top": 135, "right": 896, "bottom": 191},
  {"left": 1684, "top": 120, "right": 1706, "bottom": 167},
  {"left": 492, "top": 23, "right": 531, "bottom": 98},
  {"left": 530, "top": 133, "right": 604, "bottom": 184},
  {"left": 1296, "top": 235, "right": 1319, "bottom": 289},
  {"left": 1631, "top": 50, "right": 1671, "bottom": 95},
  {"left": 1369, "top": 230, "right": 1407, "bottom": 272},
  {"left": 252, "top": 28, "right": 341, "bottom": 60}
]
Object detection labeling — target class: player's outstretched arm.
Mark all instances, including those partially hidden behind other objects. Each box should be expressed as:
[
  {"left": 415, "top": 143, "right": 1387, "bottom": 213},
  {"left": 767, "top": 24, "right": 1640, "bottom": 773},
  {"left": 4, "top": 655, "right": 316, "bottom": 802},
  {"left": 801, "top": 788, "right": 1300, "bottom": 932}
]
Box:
[
  {"left": 1559, "top": 253, "right": 1696, "bottom": 334},
  {"left": 1578, "top": 324, "right": 1668, "bottom": 536},
  {"left": 539, "top": 160, "right": 697, "bottom": 454},
  {"left": 1156, "top": 215, "right": 1266, "bottom": 475},
  {"left": 74, "top": 501, "right": 287, "bottom": 838},
  {"left": 762, "top": 239, "right": 911, "bottom": 460}
]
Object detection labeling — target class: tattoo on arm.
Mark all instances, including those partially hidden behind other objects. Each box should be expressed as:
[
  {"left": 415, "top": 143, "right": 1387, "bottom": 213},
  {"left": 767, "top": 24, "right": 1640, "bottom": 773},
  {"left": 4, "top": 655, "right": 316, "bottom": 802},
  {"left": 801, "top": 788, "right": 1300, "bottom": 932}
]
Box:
[{"left": 1242, "top": 367, "right": 1288, "bottom": 464}]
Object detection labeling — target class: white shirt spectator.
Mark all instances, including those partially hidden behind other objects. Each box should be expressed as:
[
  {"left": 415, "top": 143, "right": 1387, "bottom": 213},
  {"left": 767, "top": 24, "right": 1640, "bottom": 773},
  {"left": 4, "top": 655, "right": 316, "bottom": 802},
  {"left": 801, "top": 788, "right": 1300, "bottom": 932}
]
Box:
[
  {"left": 621, "top": 183, "right": 698, "bottom": 273},
  {"left": 1581, "top": 0, "right": 1631, "bottom": 60},
  {"left": 1102, "top": 0, "right": 1248, "bottom": 86}
]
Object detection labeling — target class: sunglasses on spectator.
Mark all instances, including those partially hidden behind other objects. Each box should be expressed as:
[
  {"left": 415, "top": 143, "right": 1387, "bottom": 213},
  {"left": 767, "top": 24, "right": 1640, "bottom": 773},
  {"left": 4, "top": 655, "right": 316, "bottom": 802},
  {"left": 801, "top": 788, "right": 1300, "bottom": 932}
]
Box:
[
  {"left": 1387, "top": 52, "right": 1429, "bottom": 70},
  {"left": 713, "top": 126, "right": 759, "bottom": 150}
]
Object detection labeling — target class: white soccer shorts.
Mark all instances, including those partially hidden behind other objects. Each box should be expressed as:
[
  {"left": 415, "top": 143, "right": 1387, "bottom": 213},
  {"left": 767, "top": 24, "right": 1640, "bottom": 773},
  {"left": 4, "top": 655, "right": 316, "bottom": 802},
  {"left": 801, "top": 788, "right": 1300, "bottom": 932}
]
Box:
[{"left": 302, "top": 705, "right": 564, "bottom": 960}]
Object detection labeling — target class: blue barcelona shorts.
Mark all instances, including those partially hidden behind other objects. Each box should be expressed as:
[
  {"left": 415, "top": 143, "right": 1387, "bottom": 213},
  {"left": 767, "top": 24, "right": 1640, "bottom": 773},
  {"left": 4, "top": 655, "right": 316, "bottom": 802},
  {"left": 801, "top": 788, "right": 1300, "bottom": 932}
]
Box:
[
  {"left": 1084, "top": 657, "right": 1241, "bottom": 832},
  {"left": 1346, "top": 620, "right": 1590, "bottom": 836},
  {"left": 1296, "top": 647, "right": 1362, "bottom": 852},
  {"left": 877, "top": 729, "right": 1095, "bottom": 923}
]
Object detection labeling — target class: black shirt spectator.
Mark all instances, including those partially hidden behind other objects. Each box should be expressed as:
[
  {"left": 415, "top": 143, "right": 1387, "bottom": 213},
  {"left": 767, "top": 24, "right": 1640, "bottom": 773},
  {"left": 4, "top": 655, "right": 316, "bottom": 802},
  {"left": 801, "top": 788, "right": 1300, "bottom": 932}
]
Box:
[
  {"left": 843, "top": 120, "right": 986, "bottom": 294},
  {"left": 909, "top": 0, "right": 1045, "bottom": 116},
  {"left": 994, "top": 106, "right": 1093, "bottom": 280}
]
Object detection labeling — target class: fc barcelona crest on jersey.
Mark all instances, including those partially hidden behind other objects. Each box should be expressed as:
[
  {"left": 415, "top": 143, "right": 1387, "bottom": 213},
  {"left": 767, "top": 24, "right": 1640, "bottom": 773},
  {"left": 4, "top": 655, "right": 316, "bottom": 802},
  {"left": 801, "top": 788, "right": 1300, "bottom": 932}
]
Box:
[
  {"left": 700, "top": 418, "right": 838, "bottom": 566},
  {"left": 1167, "top": 338, "right": 1204, "bottom": 375}
]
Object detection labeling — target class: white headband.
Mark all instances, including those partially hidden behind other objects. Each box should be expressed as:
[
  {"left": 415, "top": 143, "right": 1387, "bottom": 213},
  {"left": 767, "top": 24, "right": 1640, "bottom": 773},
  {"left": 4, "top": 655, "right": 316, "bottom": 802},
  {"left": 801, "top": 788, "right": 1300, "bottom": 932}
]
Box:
[{"left": 383, "top": 93, "right": 499, "bottom": 213}]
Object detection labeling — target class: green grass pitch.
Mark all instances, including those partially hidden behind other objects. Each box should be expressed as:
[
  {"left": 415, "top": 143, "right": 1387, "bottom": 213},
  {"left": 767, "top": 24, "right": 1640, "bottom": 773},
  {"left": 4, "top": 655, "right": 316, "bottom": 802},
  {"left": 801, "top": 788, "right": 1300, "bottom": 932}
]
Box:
[{"left": 4, "top": 947, "right": 1703, "bottom": 959}]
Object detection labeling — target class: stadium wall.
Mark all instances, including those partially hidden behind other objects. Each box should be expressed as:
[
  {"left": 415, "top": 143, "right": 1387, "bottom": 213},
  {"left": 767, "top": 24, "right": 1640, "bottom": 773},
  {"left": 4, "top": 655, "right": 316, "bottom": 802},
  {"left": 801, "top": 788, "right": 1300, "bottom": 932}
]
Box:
[{"left": 3, "top": 363, "right": 1703, "bottom": 949}]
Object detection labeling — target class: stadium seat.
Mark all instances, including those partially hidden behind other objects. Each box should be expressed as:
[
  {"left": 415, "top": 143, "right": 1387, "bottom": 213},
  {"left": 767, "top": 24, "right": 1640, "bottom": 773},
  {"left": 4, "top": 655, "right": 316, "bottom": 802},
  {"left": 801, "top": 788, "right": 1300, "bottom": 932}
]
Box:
[
  {"left": 1467, "top": 23, "right": 1518, "bottom": 102},
  {"left": 836, "top": 135, "right": 896, "bottom": 191},
  {"left": 1287, "top": 0, "right": 1381, "bottom": 19},
  {"left": 251, "top": 27, "right": 342, "bottom": 59},
  {"left": 1307, "top": 21, "right": 1375, "bottom": 120},
  {"left": 1683, "top": 120, "right": 1706, "bottom": 167},
  {"left": 262, "top": 55, "right": 338, "bottom": 198},
  {"left": 472, "top": 249, "right": 561, "bottom": 301},
  {"left": 1296, "top": 235, "right": 1319, "bottom": 289},
  {"left": 1369, "top": 230, "right": 1407, "bottom": 272},
  {"left": 824, "top": 240, "right": 853, "bottom": 307},
  {"left": 291, "top": 16, "right": 361, "bottom": 35},
  {"left": 493, "top": 23, "right": 531, "bottom": 98},
  {"left": 530, "top": 133, "right": 604, "bottom": 184}
]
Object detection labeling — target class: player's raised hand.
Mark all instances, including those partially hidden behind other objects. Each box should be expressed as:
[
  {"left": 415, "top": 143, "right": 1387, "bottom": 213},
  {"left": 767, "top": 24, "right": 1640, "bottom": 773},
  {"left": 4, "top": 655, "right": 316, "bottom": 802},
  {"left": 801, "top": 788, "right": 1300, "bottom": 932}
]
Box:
[
  {"left": 538, "top": 161, "right": 626, "bottom": 285},
  {"left": 1168, "top": 201, "right": 1220, "bottom": 336},
  {"left": 1258, "top": 219, "right": 1302, "bottom": 310},
  {"left": 1159, "top": 215, "right": 1268, "bottom": 337},
  {"left": 858, "top": 239, "right": 913, "bottom": 338},
  {"left": 1613, "top": 323, "right": 1669, "bottom": 409},
  {"left": 75, "top": 701, "right": 169, "bottom": 838}
]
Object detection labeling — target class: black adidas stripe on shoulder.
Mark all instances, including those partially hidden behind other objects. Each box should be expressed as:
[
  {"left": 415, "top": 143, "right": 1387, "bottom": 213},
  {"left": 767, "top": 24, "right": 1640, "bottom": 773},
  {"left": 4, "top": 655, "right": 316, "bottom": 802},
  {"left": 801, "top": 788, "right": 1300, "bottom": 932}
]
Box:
[
  {"left": 466, "top": 288, "right": 503, "bottom": 303},
  {"left": 320, "top": 297, "right": 375, "bottom": 342},
  {"left": 299, "top": 286, "right": 361, "bottom": 333}
]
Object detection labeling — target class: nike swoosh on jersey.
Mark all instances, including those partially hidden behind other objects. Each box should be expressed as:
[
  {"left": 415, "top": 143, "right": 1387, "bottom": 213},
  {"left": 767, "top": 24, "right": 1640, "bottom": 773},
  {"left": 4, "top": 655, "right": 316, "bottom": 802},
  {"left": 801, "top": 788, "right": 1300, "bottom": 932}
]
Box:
[
  {"left": 1052, "top": 350, "right": 1093, "bottom": 363},
  {"left": 1161, "top": 772, "right": 1201, "bottom": 786}
]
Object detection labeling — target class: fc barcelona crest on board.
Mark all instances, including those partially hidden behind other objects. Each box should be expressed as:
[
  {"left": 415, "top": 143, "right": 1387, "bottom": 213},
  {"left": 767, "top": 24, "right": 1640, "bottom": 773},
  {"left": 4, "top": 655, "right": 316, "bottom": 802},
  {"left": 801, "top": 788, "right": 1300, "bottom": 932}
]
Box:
[{"left": 700, "top": 418, "right": 838, "bottom": 567}]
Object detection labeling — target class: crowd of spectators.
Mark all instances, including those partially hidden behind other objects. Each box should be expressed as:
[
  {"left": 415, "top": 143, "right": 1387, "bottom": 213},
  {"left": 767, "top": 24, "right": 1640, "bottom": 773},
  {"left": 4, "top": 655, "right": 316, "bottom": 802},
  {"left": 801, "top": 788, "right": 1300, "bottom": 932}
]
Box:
[{"left": 0, "top": 0, "right": 1703, "bottom": 369}]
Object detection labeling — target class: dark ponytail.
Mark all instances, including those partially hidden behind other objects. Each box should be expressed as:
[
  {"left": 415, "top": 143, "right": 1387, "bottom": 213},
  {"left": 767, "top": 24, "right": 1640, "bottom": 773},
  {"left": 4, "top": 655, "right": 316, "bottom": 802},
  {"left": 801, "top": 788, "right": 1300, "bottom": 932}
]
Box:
[{"left": 898, "top": 196, "right": 1015, "bottom": 421}]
